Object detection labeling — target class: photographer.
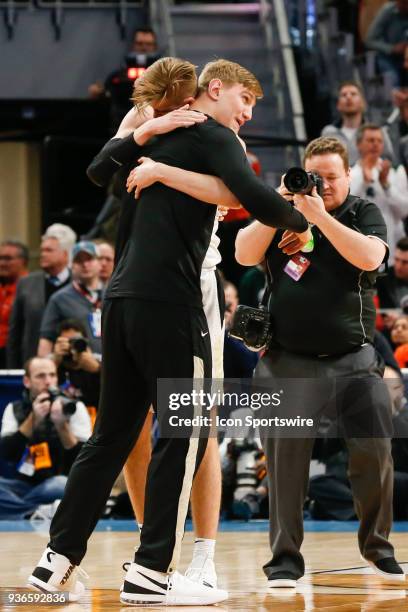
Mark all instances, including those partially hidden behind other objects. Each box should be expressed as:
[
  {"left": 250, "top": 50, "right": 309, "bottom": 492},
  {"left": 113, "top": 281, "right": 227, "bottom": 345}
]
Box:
[
  {"left": 53, "top": 320, "right": 101, "bottom": 411},
  {"left": 88, "top": 28, "right": 160, "bottom": 131},
  {"left": 0, "top": 357, "right": 91, "bottom": 519},
  {"left": 235, "top": 136, "right": 404, "bottom": 586}
]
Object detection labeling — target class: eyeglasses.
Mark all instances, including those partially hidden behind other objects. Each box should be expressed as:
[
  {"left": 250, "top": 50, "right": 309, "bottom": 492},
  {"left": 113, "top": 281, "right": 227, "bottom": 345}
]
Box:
[{"left": 0, "top": 255, "right": 22, "bottom": 261}]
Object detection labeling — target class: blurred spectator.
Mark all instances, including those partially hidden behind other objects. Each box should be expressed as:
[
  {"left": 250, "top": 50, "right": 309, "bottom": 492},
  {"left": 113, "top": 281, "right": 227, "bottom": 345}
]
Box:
[
  {"left": 88, "top": 28, "right": 160, "bottom": 130},
  {"left": 366, "top": 0, "right": 408, "bottom": 88},
  {"left": 7, "top": 224, "right": 76, "bottom": 369},
  {"left": 94, "top": 241, "right": 115, "bottom": 286},
  {"left": 391, "top": 313, "right": 408, "bottom": 354},
  {"left": 359, "top": 0, "right": 388, "bottom": 43},
  {"left": 0, "top": 240, "right": 28, "bottom": 368},
  {"left": 53, "top": 320, "right": 101, "bottom": 414},
  {"left": 377, "top": 236, "right": 408, "bottom": 308},
  {"left": 238, "top": 264, "right": 266, "bottom": 309},
  {"left": 223, "top": 281, "right": 258, "bottom": 378},
  {"left": 38, "top": 242, "right": 103, "bottom": 358},
  {"left": 0, "top": 357, "right": 91, "bottom": 520},
  {"left": 321, "top": 81, "right": 394, "bottom": 165},
  {"left": 385, "top": 84, "right": 408, "bottom": 168},
  {"left": 350, "top": 123, "right": 408, "bottom": 261}
]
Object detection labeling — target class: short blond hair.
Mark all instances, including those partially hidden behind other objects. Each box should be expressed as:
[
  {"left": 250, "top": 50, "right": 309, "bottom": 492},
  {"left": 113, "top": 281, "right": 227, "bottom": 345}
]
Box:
[
  {"left": 197, "top": 59, "right": 263, "bottom": 98},
  {"left": 131, "top": 57, "right": 197, "bottom": 110},
  {"left": 303, "top": 137, "right": 349, "bottom": 171}
]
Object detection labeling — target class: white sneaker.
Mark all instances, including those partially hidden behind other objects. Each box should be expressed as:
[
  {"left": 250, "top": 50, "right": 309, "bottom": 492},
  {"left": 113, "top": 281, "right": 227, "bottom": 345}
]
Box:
[
  {"left": 120, "top": 562, "right": 228, "bottom": 606},
  {"left": 185, "top": 555, "right": 218, "bottom": 587},
  {"left": 30, "top": 500, "right": 61, "bottom": 522},
  {"left": 27, "top": 547, "right": 86, "bottom": 602}
]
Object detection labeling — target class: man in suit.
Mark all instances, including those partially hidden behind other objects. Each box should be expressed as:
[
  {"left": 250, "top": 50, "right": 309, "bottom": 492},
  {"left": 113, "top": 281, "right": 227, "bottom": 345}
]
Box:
[{"left": 7, "top": 224, "right": 76, "bottom": 368}]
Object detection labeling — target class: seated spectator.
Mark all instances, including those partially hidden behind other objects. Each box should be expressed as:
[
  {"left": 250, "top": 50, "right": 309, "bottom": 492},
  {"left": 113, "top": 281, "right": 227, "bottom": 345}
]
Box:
[
  {"left": 53, "top": 319, "right": 101, "bottom": 414},
  {"left": 223, "top": 281, "right": 258, "bottom": 378},
  {"left": 377, "top": 236, "right": 408, "bottom": 308},
  {"left": 7, "top": 224, "right": 76, "bottom": 369},
  {"left": 321, "top": 81, "right": 394, "bottom": 165},
  {"left": 0, "top": 357, "right": 91, "bottom": 520},
  {"left": 350, "top": 123, "right": 408, "bottom": 261},
  {"left": 391, "top": 315, "right": 408, "bottom": 365},
  {"left": 94, "top": 241, "right": 115, "bottom": 287},
  {"left": 0, "top": 240, "right": 28, "bottom": 368},
  {"left": 366, "top": 0, "right": 408, "bottom": 88},
  {"left": 38, "top": 242, "right": 103, "bottom": 358}
]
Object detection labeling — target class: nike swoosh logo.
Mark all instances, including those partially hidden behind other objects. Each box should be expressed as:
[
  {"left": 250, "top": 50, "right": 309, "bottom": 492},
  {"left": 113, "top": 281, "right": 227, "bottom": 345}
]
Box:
[
  {"left": 137, "top": 570, "right": 168, "bottom": 591},
  {"left": 203, "top": 581, "right": 214, "bottom": 588},
  {"left": 201, "top": 331, "right": 209, "bottom": 337},
  {"left": 47, "top": 551, "right": 56, "bottom": 564}
]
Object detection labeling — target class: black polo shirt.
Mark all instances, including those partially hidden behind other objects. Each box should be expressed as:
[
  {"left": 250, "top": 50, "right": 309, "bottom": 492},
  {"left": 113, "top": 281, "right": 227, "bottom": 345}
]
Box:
[
  {"left": 266, "top": 195, "right": 388, "bottom": 356},
  {"left": 105, "top": 118, "right": 307, "bottom": 307}
]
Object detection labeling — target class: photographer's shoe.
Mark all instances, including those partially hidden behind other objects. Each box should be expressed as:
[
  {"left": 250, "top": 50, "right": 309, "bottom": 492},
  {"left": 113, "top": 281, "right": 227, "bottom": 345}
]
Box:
[
  {"left": 27, "top": 547, "right": 86, "bottom": 601},
  {"left": 361, "top": 555, "right": 405, "bottom": 581},
  {"left": 267, "top": 572, "right": 298, "bottom": 588},
  {"left": 185, "top": 555, "right": 218, "bottom": 587},
  {"left": 120, "top": 562, "right": 228, "bottom": 606}
]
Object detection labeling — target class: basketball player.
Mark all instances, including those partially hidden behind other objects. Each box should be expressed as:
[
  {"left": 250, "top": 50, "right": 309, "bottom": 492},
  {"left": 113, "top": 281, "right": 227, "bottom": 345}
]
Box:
[{"left": 28, "top": 59, "right": 310, "bottom": 606}]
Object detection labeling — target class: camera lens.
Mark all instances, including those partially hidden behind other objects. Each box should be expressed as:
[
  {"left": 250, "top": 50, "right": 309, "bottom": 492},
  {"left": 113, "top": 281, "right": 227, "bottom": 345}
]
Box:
[{"left": 284, "top": 167, "right": 310, "bottom": 194}]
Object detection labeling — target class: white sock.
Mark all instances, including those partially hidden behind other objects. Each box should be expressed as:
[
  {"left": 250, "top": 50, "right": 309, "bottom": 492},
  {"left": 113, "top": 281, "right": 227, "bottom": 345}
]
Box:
[
  {"left": 137, "top": 523, "right": 143, "bottom": 532},
  {"left": 193, "top": 538, "right": 216, "bottom": 562}
]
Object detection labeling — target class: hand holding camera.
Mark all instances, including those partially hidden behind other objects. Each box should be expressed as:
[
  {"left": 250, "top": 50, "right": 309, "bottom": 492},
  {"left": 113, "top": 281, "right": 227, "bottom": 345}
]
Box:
[
  {"left": 292, "top": 186, "right": 326, "bottom": 225},
  {"left": 32, "top": 392, "right": 52, "bottom": 423}
]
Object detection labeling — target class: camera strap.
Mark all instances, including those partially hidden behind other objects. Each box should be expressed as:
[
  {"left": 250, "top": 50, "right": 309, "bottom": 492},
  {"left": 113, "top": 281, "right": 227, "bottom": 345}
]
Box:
[{"left": 260, "top": 259, "right": 273, "bottom": 312}]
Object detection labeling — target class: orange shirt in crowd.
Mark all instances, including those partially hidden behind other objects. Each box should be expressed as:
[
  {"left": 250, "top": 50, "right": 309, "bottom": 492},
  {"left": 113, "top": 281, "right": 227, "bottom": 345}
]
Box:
[
  {"left": 394, "top": 344, "right": 408, "bottom": 369},
  {"left": 0, "top": 275, "right": 27, "bottom": 348}
]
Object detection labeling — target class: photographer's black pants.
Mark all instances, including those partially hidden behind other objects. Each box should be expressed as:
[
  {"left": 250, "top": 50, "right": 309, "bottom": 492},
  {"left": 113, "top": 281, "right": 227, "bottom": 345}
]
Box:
[
  {"left": 48, "top": 298, "right": 212, "bottom": 572},
  {"left": 255, "top": 344, "right": 395, "bottom": 580}
]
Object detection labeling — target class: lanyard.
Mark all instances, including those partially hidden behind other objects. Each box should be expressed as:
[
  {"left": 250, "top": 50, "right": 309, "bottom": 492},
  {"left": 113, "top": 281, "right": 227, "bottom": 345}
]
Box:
[{"left": 72, "top": 281, "right": 102, "bottom": 310}]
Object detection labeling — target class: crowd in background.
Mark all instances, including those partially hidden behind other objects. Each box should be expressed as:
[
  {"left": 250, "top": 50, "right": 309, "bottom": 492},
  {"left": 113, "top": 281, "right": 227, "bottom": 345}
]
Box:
[{"left": 1, "top": 1, "right": 408, "bottom": 523}]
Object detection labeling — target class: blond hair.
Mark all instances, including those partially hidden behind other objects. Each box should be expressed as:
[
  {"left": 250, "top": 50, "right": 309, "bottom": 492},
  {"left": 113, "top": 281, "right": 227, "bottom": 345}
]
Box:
[
  {"left": 131, "top": 57, "right": 197, "bottom": 110},
  {"left": 197, "top": 59, "right": 263, "bottom": 98},
  {"left": 303, "top": 137, "right": 349, "bottom": 170}
]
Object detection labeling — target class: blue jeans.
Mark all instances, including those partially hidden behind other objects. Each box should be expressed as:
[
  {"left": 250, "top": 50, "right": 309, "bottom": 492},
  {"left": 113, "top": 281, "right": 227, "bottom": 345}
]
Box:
[{"left": 0, "top": 475, "right": 67, "bottom": 520}]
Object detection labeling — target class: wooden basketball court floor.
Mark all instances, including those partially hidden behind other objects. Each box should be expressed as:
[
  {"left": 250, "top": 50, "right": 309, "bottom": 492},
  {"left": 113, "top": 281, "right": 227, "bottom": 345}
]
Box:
[{"left": 0, "top": 523, "right": 407, "bottom": 611}]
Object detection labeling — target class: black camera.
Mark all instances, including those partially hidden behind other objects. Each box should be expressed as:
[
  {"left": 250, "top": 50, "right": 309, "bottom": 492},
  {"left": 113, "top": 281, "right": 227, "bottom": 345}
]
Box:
[
  {"left": 69, "top": 337, "right": 88, "bottom": 353},
  {"left": 47, "top": 387, "right": 77, "bottom": 417},
  {"left": 284, "top": 167, "right": 324, "bottom": 197},
  {"left": 125, "top": 51, "right": 161, "bottom": 70},
  {"left": 229, "top": 305, "right": 273, "bottom": 351}
]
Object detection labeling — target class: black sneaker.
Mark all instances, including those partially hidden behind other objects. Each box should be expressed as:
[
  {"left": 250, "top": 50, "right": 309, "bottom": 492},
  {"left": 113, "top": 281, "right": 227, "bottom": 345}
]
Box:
[
  {"left": 267, "top": 572, "right": 298, "bottom": 588},
  {"left": 362, "top": 555, "right": 405, "bottom": 581}
]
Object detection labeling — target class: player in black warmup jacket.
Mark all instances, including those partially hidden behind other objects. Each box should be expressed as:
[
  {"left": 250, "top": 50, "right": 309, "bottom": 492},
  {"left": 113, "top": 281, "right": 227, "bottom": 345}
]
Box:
[{"left": 28, "top": 59, "right": 310, "bottom": 606}]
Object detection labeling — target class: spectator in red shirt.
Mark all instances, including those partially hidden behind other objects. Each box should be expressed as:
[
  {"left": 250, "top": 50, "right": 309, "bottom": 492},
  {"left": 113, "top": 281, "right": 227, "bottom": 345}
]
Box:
[{"left": 0, "top": 241, "right": 28, "bottom": 368}]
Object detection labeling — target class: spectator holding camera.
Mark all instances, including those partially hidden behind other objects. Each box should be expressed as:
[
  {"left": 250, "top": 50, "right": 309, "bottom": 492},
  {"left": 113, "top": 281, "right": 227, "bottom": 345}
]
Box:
[
  {"left": 236, "top": 136, "right": 403, "bottom": 586},
  {"left": 0, "top": 357, "right": 91, "bottom": 519},
  {"left": 53, "top": 319, "right": 100, "bottom": 412},
  {"left": 38, "top": 242, "right": 104, "bottom": 358}
]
